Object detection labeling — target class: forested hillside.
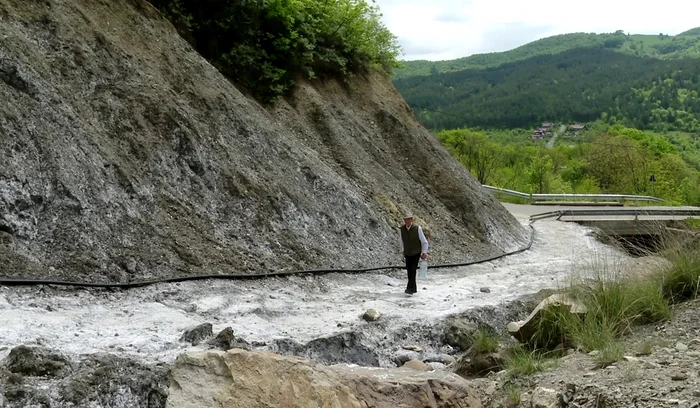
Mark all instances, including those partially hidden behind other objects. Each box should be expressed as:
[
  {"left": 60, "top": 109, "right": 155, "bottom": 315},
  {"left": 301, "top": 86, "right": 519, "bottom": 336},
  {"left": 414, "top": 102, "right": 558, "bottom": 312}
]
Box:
[
  {"left": 394, "top": 29, "right": 700, "bottom": 79},
  {"left": 394, "top": 48, "right": 700, "bottom": 132}
]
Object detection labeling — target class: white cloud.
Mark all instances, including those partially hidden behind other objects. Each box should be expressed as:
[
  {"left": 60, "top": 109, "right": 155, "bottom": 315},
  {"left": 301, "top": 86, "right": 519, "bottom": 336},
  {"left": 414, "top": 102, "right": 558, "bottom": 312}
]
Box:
[{"left": 375, "top": 0, "right": 700, "bottom": 61}]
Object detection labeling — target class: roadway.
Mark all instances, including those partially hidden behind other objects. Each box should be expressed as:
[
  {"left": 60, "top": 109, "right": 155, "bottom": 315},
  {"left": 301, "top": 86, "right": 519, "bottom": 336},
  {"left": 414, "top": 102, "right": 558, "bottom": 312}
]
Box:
[{"left": 502, "top": 203, "right": 700, "bottom": 236}]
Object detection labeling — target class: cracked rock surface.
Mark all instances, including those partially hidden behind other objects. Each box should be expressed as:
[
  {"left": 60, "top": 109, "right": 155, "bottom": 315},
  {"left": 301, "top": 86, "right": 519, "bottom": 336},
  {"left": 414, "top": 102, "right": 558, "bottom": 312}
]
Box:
[{"left": 0, "top": 0, "right": 528, "bottom": 285}]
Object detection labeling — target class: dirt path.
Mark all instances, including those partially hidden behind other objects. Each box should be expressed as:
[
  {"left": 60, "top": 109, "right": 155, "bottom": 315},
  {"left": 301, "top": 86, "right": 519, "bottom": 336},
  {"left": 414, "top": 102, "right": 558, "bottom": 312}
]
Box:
[
  {"left": 546, "top": 124, "right": 567, "bottom": 148},
  {"left": 0, "top": 219, "right": 628, "bottom": 366}
]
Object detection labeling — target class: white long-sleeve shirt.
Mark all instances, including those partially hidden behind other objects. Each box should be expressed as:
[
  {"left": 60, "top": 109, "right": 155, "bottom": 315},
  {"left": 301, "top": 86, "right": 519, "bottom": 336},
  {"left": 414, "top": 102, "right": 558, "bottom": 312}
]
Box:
[{"left": 399, "top": 224, "right": 429, "bottom": 254}]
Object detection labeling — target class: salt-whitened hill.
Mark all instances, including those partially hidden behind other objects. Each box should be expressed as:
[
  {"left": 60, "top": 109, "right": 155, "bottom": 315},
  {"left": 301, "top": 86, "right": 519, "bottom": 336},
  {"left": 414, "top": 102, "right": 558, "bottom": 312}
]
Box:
[{"left": 0, "top": 0, "right": 528, "bottom": 284}]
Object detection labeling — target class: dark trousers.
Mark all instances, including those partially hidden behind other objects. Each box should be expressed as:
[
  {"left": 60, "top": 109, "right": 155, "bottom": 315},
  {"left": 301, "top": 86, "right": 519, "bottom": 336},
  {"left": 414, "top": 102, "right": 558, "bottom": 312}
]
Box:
[{"left": 405, "top": 254, "right": 420, "bottom": 293}]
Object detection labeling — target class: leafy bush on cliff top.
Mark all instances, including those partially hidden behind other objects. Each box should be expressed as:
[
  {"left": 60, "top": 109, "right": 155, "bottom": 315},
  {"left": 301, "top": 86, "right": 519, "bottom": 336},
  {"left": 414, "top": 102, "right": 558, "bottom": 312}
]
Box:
[{"left": 149, "top": 0, "right": 402, "bottom": 101}]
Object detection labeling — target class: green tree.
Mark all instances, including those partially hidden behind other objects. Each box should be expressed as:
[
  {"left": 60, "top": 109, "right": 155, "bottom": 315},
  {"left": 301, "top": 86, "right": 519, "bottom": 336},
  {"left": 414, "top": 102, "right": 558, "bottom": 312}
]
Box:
[
  {"left": 526, "top": 152, "right": 555, "bottom": 194},
  {"left": 437, "top": 129, "right": 501, "bottom": 184},
  {"left": 149, "top": 0, "right": 402, "bottom": 101}
]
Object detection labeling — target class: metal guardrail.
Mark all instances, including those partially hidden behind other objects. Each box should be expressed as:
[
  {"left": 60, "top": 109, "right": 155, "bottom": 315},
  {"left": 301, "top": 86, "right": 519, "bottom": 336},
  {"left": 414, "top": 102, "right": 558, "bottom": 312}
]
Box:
[
  {"left": 529, "top": 208, "right": 700, "bottom": 221},
  {"left": 482, "top": 185, "right": 665, "bottom": 203}
]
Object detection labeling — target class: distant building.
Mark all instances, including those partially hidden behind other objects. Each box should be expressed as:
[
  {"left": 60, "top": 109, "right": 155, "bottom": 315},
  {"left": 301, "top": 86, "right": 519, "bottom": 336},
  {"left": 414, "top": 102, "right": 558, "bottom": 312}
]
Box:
[
  {"left": 541, "top": 122, "right": 554, "bottom": 129},
  {"left": 569, "top": 124, "right": 586, "bottom": 131}
]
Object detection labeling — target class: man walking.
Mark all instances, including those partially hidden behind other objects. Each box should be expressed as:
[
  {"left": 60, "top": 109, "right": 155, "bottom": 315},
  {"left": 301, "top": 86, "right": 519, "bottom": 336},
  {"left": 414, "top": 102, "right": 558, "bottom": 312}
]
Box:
[{"left": 399, "top": 213, "right": 429, "bottom": 295}]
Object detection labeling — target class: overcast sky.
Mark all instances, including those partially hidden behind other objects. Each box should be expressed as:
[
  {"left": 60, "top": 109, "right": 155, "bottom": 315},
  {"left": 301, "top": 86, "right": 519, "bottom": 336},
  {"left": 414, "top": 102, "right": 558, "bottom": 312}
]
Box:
[{"left": 375, "top": 0, "right": 700, "bottom": 61}]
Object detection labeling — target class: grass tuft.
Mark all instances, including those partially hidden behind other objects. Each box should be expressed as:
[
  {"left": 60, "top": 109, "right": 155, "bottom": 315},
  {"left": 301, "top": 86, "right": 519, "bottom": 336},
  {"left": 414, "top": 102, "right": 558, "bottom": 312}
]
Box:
[
  {"left": 471, "top": 328, "right": 499, "bottom": 355},
  {"left": 504, "top": 384, "right": 522, "bottom": 407},
  {"left": 594, "top": 341, "right": 624, "bottom": 368},
  {"left": 504, "top": 346, "right": 552, "bottom": 377},
  {"left": 659, "top": 246, "right": 700, "bottom": 303}
]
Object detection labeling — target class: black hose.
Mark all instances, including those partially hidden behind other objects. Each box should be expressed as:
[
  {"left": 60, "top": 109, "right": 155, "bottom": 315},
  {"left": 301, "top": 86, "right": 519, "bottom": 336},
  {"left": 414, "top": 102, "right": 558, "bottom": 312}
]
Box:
[{"left": 0, "top": 223, "right": 535, "bottom": 289}]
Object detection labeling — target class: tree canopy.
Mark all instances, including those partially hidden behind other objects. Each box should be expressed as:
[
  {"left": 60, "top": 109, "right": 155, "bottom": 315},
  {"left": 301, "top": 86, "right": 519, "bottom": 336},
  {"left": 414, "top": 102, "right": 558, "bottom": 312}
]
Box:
[{"left": 150, "top": 0, "right": 402, "bottom": 101}]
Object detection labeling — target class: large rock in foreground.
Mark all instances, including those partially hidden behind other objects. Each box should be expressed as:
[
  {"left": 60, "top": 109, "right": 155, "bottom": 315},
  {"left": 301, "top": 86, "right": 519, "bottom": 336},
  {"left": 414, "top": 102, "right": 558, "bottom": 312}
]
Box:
[{"left": 166, "top": 349, "right": 482, "bottom": 408}]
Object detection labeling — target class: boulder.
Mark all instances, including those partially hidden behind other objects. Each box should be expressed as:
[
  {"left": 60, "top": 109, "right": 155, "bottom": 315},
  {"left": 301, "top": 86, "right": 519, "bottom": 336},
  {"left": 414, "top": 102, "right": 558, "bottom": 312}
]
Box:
[
  {"left": 443, "top": 318, "right": 479, "bottom": 351},
  {"left": 3, "top": 346, "right": 71, "bottom": 378},
  {"left": 530, "top": 387, "right": 558, "bottom": 408},
  {"left": 0, "top": 350, "right": 169, "bottom": 407},
  {"left": 394, "top": 350, "right": 420, "bottom": 367},
  {"left": 272, "top": 331, "right": 379, "bottom": 366},
  {"left": 206, "top": 327, "right": 249, "bottom": 350},
  {"left": 166, "top": 349, "right": 483, "bottom": 408},
  {"left": 453, "top": 353, "right": 505, "bottom": 378},
  {"left": 362, "top": 309, "right": 381, "bottom": 322},
  {"left": 423, "top": 354, "right": 457, "bottom": 366},
  {"left": 506, "top": 294, "right": 586, "bottom": 349},
  {"left": 402, "top": 359, "right": 431, "bottom": 372},
  {"left": 179, "top": 323, "right": 213, "bottom": 346}
]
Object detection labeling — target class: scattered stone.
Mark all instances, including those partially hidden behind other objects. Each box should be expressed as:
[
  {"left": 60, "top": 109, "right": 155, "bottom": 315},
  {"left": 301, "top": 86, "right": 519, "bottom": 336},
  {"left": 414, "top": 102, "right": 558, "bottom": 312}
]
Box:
[
  {"left": 426, "top": 362, "right": 448, "bottom": 371},
  {"left": 393, "top": 352, "right": 419, "bottom": 367},
  {"left": 583, "top": 372, "right": 596, "bottom": 377},
  {"left": 671, "top": 373, "right": 688, "bottom": 381},
  {"left": 622, "top": 355, "right": 640, "bottom": 362},
  {"left": 558, "top": 383, "right": 577, "bottom": 406},
  {"left": 206, "top": 327, "right": 249, "bottom": 350},
  {"left": 588, "top": 350, "right": 600, "bottom": 356},
  {"left": 688, "top": 338, "right": 700, "bottom": 348},
  {"left": 423, "top": 354, "right": 456, "bottom": 366},
  {"left": 531, "top": 387, "right": 558, "bottom": 408},
  {"left": 401, "top": 345, "right": 423, "bottom": 352},
  {"left": 442, "top": 318, "right": 478, "bottom": 350},
  {"left": 273, "top": 331, "right": 379, "bottom": 367},
  {"left": 687, "top": 351, "right": 700, "bottom": 358},
  {"left": 179, "top": 323, "right": 213, "bottom": 346},
  {"left": 675, "top": 342, "right": 689, "bottom": 352},
  {"left": 4, "top": 346, "right": 71, "bottom": 378},
  {"left": 402, "top": 359, "right": 431, "bottom": 372},
  {"left": 454, "top": 352, "right": 505, "bottom": 378},
  {"left": 1, "top": 351, "right": 170, "bottom": 407},
  {"left": 362, "top": 309, "right": 381, "bottom": 322},
  {"left": 479, "top": 287, "right": 491, "bottom": 293}
]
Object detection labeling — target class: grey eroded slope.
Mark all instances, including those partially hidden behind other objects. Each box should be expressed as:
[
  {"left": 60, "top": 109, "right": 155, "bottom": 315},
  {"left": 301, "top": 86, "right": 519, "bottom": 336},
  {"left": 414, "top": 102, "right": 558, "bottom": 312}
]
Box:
[{"left": 0, "top": 0, "right": 528, "bottom": 283}]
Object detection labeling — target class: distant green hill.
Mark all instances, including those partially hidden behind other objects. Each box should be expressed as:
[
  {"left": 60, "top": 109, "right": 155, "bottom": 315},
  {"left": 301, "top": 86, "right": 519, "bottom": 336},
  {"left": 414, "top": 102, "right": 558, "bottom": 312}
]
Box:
[
  {"left": 679, "top": 28, "right": 700, "bottom": 36},
  {"left": 393, "top": 48, "right": 700, "bottom": 132},
  {"left": 393, "top": 29, "right": 700, "bottom": 80}
]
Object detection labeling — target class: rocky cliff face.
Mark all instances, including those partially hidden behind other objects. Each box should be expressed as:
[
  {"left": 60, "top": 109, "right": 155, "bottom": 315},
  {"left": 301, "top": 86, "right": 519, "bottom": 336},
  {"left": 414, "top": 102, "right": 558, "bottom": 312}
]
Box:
[{"left": 0, "top": 0, "right": 527, "bottom": 284}]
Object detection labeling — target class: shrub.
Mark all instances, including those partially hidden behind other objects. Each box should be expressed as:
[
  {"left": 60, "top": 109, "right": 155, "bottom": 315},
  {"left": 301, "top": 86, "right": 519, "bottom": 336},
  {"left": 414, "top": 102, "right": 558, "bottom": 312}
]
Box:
[
  {"left": 659, "top": 245, "right": 700, "bottom": 302},
  {"left": 471, "top": 328, "right": 499, "bottom": 354},
  {"left": 149, "top": 0, "right": 402, "bottom": 101}
]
